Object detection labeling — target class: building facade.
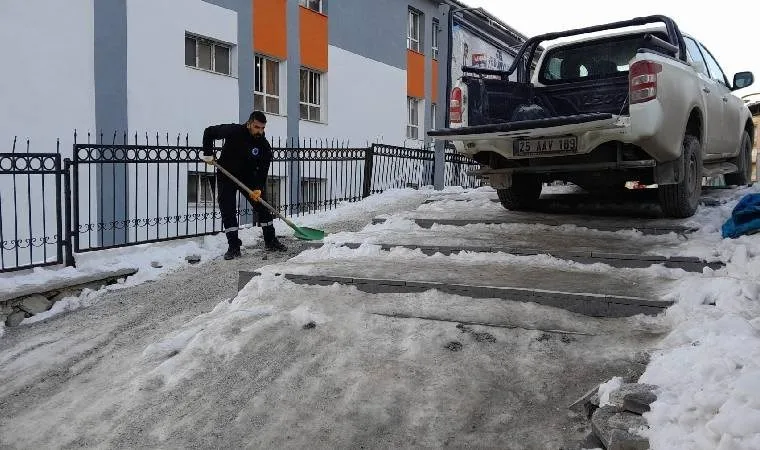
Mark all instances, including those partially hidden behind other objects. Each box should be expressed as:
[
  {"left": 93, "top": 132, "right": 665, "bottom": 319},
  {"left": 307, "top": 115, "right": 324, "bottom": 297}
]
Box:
[
  {"left": 0, "top": 0, "right": 526, "bottom": 267},
  {"left": 1, "top": 0, "right": 526, "bottom": 152}
]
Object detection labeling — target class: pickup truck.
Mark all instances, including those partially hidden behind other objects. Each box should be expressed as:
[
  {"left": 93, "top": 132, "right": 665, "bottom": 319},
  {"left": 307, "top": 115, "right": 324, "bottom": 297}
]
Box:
[{"left": 429, "top": 15, "right": 755, "bottom": 218}]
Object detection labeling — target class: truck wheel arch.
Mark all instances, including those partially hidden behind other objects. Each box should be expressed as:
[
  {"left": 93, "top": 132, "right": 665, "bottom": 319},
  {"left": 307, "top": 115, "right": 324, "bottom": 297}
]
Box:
[
  {"left": 745, "top": 119, "right": 755, "bottom": 148},
  {"left": 684, "top": 107, "right": 704, "bottom": 145}
]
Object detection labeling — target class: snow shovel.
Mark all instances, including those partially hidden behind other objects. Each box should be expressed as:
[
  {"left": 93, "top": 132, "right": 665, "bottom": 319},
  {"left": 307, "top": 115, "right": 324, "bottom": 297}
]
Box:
[{"left": 211, "top": 161, "right": 325, "bottom": 241}]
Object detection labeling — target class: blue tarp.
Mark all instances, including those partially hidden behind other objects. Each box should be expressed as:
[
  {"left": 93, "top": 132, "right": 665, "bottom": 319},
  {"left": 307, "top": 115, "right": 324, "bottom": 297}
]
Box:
[{"left": 722, "top": 193, "right": 760, "bottom": 239}]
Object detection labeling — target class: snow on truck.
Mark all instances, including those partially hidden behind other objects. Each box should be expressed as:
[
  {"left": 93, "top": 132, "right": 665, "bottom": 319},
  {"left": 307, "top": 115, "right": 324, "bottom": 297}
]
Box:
[{"left": 429, "top": 15, "right": 755, "bottom": 218}]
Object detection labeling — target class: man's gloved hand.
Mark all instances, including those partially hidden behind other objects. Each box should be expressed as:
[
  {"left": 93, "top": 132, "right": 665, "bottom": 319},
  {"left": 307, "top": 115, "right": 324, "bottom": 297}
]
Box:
[
  {"left": 201, "top": 153, "right": 215, "bottom": 165},
  {"left": 249, "top": 189, "right": 262, "bottom": 202}
]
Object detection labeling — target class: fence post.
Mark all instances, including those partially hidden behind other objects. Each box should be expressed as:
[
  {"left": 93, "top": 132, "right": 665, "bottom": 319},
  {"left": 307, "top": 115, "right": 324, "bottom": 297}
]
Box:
[
  {"left": 433, "top": 140, "right": 446, "bottom": 190},
  {"left": 63, "top": 158, "right": 75, "bottom": 267},
  {"left": 71, "top": 147, "right": 81, "bottom": 258},
  {"left": 362, "top": 145, "right": 375, "bottom": 198},
  {"left": 55, "top": 155, "right": 64, "bottom": 266}
]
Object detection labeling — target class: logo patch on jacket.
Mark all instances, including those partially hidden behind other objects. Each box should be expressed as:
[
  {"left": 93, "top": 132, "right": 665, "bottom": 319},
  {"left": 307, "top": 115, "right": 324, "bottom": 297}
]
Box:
[{"left": 251, "top": 147, "right": 260, "bottom": 156}]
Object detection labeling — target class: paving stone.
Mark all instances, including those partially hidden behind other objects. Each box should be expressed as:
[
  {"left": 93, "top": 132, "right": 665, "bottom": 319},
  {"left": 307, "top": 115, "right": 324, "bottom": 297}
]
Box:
[
  {"left": 19, "top": 295, "right": 52, "bottom": 314},
  {"left": 606, "top": 383, "right": 659, "bottom": 415},
  {"left": 185, "top": 254, "right": 201, "bottom": 264},
  {"left": 623, "top": 391, "right": 658, "bottom": 415},
  {"left": 5, "top": 310, "right": 26, "bottom": 327},
  {"left": 592, "top": 406, "right": 649, "bottom": 450}
]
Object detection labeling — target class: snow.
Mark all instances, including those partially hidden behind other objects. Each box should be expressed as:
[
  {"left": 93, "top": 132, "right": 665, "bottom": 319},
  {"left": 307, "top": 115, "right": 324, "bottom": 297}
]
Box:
[
  {"left": 598, "top": 376, "right": 625, "bottom": 407},
  {"left": 0, "top": 187, "right": 431, "bottom": 325},
  {"left": 2, "top": 183, "right": 760, "bottom": 448}
]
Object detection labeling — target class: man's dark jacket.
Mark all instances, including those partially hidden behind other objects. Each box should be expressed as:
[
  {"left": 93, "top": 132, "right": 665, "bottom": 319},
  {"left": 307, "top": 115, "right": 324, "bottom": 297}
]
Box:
[{"left": 202, "top": 123, "right": 272, "bottom": 190}]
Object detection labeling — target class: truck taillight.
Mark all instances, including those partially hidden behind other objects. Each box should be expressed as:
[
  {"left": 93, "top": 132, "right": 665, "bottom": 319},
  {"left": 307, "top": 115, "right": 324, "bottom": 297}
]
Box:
[
  {"left": 450, "top": 87, "right": 463, "bottom": 123},
  {"left": 629, "top": 60, "right": 662, "bottom": 104}
]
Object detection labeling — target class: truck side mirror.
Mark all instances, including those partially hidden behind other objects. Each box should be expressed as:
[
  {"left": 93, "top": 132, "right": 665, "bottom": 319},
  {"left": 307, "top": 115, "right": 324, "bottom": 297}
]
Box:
[{"left": 732, "top": 71, "right": 754, "bottom": 91}]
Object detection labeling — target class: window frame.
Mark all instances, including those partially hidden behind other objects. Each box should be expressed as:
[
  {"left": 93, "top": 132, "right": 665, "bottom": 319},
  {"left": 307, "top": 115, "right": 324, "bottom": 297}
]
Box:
[
  {"left": 697, "top": 41, "right": 729, "bottom": 87},
  {"left": 299, "top": 67, "right": 324, "bottom": 123},
  {"left": 684, "top": 37, "right": 709, "bottom": 77},
  {"left": 407, "top": 97, "right": 420, "bottom": 140},
  {"left": 298, "top": 0, "right": 323, "bottom": 13},
  {"left": 254, "top": 54, "right": 281, "bottom": 115},
  {"left": 431, "top": 19, "right": 440, "bottom": 60},
  {"left": 185, "top": 33, "right": 232, "bottom": 76},
  {"left": 187, "top": 170, "right": 217, "bottom": 205},
  {"left": 265, "top": 176, "right": 283, "bottom": 210},
  {"left": 300, "top": 177, "right": 327, "bottom": 211},
  {"left": 407, "top": 9, "right": 421, "bottom": 53}
]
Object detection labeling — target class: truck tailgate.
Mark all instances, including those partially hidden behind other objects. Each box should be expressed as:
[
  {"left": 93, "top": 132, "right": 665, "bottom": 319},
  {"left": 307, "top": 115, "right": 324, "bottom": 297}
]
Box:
[{"left": 428, "top": 113, "right": 617, "bottom": 140}]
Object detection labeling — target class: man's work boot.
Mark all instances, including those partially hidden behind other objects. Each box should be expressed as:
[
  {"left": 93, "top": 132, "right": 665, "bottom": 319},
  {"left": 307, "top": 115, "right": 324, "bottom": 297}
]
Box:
[
  {"left": 224, "top": 228, "right": 243, "bottom": 260},
  {"left": 223, "top": 246, "right": 241, "bottom": 260},
  {"left": 262, "top": 225, "right": 287, "bottom": 252},
  {"left": 265, "top": 238, "right": 287, "bottom": 252}
]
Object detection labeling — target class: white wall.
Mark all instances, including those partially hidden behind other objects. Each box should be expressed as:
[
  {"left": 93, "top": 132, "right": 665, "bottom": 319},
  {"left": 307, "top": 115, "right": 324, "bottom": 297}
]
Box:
[
  {"left": 0, "top": 0, "right": 95, "bottom": 269},
  {"left": 0, "top": 0, "right": 96, "bottom": 155},
  {"left": 125, "top": 0, "right": 241, "bottom": 242},
  {"left": 126, "top": 0, "right": 239, "bottom": 145},
  {"left": 300, "top": 46, "right": 408, "bottom": 147}
]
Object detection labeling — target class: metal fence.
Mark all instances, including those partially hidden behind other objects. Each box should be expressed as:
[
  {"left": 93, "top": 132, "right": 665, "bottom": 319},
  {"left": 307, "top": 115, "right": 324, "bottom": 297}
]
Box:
[
  {"left": 0, "top": 138, "right": 482, "bottom": 272},
  {"left": 445, "top": 149, "right": 483, "bottom": 188},
  {"left": 0, "top": 152, "right": 64, "bottom": 272}
]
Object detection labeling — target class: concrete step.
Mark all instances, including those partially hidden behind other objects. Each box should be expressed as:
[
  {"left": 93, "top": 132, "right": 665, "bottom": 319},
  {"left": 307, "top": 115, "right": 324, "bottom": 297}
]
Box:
[
  {"left": 303, "top": 242, "right": 721, "bottom": 273},
  {"left": 239, "top": 251, "right": 675, "bottom": 317},
  {"left": 372, "top": 217, "right": 698, "bottom": 236},
  {"left": 239, "top": 271, "right": 671, "bottom": 318},
  {"left": 0, "top": 267, "right": 139, "bottom": 304}
]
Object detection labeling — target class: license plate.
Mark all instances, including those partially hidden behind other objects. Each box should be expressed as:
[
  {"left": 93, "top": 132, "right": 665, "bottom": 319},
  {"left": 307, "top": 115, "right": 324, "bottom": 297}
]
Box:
[{"left": 513, "top": 137, "right": 578, "bottom": 156}]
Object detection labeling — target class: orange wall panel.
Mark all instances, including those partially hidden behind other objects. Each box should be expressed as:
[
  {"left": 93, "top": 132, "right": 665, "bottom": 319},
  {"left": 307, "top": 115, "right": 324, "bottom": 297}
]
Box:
[
  {"left": 299, "top": 6, "right": 328, "bottom": 71},
  {"left": 254, "top": 0, "right": 287, "bottom": 59},
  {"left": 431, "top": 59, "right": 439, "bottom": 103},
  {"left": 407, "top": 50, "right": 424, "bottom": 99}
]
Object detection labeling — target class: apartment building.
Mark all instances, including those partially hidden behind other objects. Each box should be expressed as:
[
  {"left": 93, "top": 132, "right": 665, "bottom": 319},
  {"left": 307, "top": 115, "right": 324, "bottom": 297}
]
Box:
[
  {"left": 1, "top": 0, "right": 526, "bottom": 151},
  {"left": 0, "top": 0, "right": 526, "bottom": 265}
]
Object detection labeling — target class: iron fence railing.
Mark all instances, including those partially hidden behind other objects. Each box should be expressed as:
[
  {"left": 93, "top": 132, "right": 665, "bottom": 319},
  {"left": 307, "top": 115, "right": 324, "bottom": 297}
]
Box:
[
  {"left": 0, "top": 138, "right": 481, "bottom": 271},
  {"left": 0, "top": 152, "right": 64, "bottom": 272}
]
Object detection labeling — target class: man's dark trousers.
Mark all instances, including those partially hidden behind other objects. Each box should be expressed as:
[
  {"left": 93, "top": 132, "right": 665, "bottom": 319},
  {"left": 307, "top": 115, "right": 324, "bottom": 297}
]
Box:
[{"left": 217, "top": 173, "right": 275, "bottom": 249}]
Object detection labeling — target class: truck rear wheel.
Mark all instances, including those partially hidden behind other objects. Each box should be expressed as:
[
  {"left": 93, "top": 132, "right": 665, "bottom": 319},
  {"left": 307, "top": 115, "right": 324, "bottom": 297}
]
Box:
[
  {"left": 724, "top": 130, "right": 752, "bottom": 186},
  {"left": 497, "top": 175, "right": 542, "bottom": 211},
  {"left": 658, "top": 135, "right": 702, "bottom": 218}
]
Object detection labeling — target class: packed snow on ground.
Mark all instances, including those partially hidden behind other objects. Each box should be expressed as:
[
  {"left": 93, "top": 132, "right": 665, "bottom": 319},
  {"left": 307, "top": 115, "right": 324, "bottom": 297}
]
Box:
[{"left": 2, "top": 183, "right": 760, "bottom": 449}]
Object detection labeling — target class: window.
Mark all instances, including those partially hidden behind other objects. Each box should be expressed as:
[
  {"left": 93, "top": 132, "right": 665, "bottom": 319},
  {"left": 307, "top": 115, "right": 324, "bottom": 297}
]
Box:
[
  {"left": 684, "top": 37, "right": 708, "bottom": 76},
  {"left": 407, "top": 9, "right": 421, "bottom": 53},
  {"left": 539, "top": 33, "right": 667, "bottom": 84},
  {"left": 187, "top": 171, "right": 216, "bottom": 204},
  {"left": 407, "top": 97, "right": 420, "bottom": 139},
  {"left": 301, "top": 178, "right": 326, "bottom": 211},
  {"left": 185, "top": 34, "right": 231, "bottom": 75},
  {"left": 431, "top": 103, "right": 437, "bottom": 130},
  {"left": 265, "top": 177, "right": 283, "bottom": 210},
  {"left": 255, "top": 55, "right": 280, "bottom": 114},
  {"left": 298, "top": 0, "right": 322, "bottom": 13},
  {"left": 698, "top": 42, "right": 728, "bottom": 86},
  {"left": 300, "top": 68, "right": 323, "bottom": 122},
  {"left": 432, "top": 20, "right": 440, "bottom": 60}
]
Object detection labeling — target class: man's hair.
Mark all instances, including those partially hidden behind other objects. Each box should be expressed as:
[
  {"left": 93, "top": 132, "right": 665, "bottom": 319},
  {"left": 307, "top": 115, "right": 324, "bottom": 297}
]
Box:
[{"left": 248, "top": 110, "right": 267, "bottom": 124}]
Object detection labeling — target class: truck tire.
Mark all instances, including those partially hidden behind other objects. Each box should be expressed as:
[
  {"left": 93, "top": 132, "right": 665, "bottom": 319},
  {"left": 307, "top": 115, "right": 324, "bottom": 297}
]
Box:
[
  {"left": 724, "top": 130, "right": 752, "bottom": 186},
  {"left": 497, "top": 175, "right": 542, "bottom": 211},
  {"left": 658, "top": 135, "right": 702, "bottom": 218}
]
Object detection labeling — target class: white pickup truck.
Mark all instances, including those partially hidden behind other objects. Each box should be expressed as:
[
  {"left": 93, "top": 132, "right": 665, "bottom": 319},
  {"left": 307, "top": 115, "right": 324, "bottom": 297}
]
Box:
[{"left": 429, "top": 15, "right": 755, "bottom": 218}]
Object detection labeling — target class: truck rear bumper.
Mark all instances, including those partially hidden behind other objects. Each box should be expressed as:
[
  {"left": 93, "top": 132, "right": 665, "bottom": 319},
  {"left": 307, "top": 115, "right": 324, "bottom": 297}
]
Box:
[
  {"left": 472, "top": 159, "right": 656, "bottom": 176},
  {"left": 427, "top": 113, "right": 615, "bottom": 138}
]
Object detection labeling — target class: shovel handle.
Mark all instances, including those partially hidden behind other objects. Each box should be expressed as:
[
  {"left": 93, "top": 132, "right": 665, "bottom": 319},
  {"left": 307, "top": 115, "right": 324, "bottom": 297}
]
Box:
[{"left": 211, "top": 161, "right": 302, "bottom": 231}]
